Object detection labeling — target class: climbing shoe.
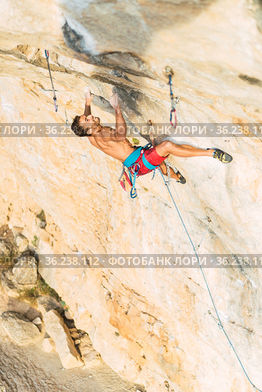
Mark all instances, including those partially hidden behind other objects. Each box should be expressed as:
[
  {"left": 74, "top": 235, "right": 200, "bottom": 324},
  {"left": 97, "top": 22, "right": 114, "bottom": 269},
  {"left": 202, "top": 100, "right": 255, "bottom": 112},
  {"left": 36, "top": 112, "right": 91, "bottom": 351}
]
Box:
[
  {"left": 176, "top": 171, "right": 186, "bottom": 184},
  {"left": 165, "top": 163, "right": 186, "bottom": 184},
  {"left": 208, "top": 148, "right": 233, "bottom": 163}
]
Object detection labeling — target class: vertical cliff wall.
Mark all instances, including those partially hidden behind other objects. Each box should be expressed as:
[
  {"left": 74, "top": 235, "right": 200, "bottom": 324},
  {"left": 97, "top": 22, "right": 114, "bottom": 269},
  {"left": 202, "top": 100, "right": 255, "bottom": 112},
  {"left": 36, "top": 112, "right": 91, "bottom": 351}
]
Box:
[{"left": 0, "top": 0, "right": 262, "bottom": 391}]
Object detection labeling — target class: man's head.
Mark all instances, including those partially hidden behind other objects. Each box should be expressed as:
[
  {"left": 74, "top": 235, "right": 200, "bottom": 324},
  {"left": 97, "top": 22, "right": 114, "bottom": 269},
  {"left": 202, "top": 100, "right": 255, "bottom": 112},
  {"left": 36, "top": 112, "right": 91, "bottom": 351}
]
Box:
[{"left": 71, "top": 114, "right": 100, "bottom": 137}]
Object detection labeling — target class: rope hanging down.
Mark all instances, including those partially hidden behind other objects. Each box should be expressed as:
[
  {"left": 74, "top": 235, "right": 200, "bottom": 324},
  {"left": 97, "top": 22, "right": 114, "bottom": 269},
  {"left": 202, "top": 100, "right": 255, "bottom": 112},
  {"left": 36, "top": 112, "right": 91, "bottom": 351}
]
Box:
[
  {"left": 44, "top": 50, "right": 58, "bottom": 112},
  {"left": 160, "top": 67, "right": 261, "bottom": 392}
]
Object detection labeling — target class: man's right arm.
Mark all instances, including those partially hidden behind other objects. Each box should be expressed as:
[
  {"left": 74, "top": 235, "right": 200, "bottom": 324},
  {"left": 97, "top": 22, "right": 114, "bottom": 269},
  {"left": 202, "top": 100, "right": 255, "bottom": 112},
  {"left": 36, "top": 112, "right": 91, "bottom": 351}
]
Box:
[
  {"left": 115, "top": 107, "right": 127, "bottom": 140},
  {"left": 110, "top": 93, "right": 126, "bottom": 140},
  {"left": 84, "top": 103, "right": 91, "bottom": 116},
  {"left": 84, "top": 87, "right": 92, "bottom": 116}
]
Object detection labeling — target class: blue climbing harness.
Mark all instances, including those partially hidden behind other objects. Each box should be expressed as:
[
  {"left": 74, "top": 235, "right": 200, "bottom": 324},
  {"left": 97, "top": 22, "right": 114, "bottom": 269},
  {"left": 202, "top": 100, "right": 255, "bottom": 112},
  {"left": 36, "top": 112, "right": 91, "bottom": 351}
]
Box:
[{"left": 120, "top": 143, "right": 159, "bottom": 198}]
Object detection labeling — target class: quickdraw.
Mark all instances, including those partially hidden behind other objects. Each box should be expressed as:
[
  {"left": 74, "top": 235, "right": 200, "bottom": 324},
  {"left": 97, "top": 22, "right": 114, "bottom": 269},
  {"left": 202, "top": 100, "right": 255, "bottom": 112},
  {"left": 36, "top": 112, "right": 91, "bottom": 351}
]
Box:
[
  {"left": 164, "top": 66, "right": 180, "bottom": 128},
  {"left": 44, "top": 50, "right": 58, "bottom": 112}
]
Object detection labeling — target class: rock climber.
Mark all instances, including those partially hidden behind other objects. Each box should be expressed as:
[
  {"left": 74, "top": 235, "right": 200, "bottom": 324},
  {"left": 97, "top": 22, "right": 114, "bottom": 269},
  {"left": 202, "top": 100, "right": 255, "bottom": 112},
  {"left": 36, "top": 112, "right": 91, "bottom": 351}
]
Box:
[{"left": 71, "top": 88, "right": 232, "bottom": 187}]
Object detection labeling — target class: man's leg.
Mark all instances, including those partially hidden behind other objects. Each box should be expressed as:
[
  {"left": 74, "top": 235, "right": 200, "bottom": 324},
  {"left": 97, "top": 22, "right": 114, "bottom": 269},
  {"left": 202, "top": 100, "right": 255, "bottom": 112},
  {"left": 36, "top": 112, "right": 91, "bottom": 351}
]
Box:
[
  {"left": 159, "top": 162, "right": 186, "bottom": 183},
  {"left": 156, "top": 141, "right": 213, "bottom": 158},
  {"left": 155, "top": 141, "right": 232, "bottom": 163}
]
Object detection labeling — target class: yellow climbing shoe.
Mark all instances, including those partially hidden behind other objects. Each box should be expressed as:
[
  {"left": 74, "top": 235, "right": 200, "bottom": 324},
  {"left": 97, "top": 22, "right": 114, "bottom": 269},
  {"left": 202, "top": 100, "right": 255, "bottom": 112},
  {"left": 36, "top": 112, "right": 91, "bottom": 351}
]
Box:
[{"left": 211, "top": 148, "right": 233, "bottom": 163}]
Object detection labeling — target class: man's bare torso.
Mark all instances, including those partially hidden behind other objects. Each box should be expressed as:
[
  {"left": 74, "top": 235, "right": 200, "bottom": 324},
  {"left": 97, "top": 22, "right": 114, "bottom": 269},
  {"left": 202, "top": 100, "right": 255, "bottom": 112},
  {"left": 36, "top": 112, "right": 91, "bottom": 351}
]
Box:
[{"left": 88, "top": 125, "right": 135, "bottom": 163}]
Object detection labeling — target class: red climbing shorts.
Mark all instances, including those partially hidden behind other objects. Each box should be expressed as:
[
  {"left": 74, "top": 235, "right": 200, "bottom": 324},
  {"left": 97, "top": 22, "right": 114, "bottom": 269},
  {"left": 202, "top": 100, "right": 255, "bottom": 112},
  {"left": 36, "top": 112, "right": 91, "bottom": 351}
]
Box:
[{"left": 133, "top": 147, "right": 167, "bottom": 176}]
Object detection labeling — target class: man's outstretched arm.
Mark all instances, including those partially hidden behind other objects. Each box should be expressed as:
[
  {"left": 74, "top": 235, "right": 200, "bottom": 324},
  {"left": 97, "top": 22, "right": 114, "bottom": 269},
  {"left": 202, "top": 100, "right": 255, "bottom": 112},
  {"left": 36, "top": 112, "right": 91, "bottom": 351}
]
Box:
[
  {"left": 110, "top": 93, "right": 126, "bottom": 139},
  {"left": 84, "top": 87, "right": 92, "bottom": 116}
]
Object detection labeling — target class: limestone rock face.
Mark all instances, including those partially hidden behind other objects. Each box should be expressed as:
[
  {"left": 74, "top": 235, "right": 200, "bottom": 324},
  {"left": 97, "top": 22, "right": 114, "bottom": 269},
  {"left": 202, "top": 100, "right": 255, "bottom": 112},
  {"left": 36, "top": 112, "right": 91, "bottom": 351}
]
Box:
[
  {"left": 15, "top": 234, "right": 29, "bottom": 254},
  {"left": 0, "top": 0, "right": 262, "bottom": 391},
  {"left": 0, "top": 311, "right": 41, "bottom": 346},
  {"left": 12, "top": 256, "right": 37, "bottom": 289},
  {"left": 1, "top": 270, "right": 21, "bottom": 298},
  {"left": 36, "top": 295, "right": 62, "bottom": 314},
  {"left": 43, "top": 309, "right": 83, "bottom": 369},
  {"left": 78, "top": 334, "right": 102, "bottom": 368},
  {"left": 41, "top": 337, "right": 56, "bottom": 353},
  {"left": 0, "top": 241, "right": 11, "bottom": 261}
]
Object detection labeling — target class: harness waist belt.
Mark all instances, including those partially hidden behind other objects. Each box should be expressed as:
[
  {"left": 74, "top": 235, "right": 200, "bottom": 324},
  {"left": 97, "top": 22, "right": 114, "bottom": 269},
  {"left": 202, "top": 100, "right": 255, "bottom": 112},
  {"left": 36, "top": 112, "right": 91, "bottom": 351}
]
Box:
[
  {"left": 142, "top": 153, "right": 159, "bottom": 170},
  {"left": 123, "top": 147, "right": 142, "bottom": 168}
]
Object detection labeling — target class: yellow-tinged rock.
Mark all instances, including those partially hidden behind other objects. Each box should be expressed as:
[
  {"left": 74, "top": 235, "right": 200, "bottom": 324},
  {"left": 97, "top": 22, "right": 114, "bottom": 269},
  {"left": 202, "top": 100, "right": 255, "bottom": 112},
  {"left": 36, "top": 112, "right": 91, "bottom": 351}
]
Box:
[{"left": 43, "top": 310, "right": 83, "bottom": 369}]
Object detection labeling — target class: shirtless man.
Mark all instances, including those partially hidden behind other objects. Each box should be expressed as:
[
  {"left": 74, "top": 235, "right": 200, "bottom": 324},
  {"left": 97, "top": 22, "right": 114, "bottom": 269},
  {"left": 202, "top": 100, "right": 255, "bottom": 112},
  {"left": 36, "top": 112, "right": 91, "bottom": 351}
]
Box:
[{"left": 71, "top": 88, "right": 232, "bottom": 185}]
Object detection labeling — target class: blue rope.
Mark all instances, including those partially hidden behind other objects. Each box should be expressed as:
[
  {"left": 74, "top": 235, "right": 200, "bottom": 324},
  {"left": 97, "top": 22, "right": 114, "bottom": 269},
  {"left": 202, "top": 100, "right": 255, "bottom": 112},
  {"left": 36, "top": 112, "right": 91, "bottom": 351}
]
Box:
[{"left": 158, "top": 168, "right": 261, "bottom": 392}]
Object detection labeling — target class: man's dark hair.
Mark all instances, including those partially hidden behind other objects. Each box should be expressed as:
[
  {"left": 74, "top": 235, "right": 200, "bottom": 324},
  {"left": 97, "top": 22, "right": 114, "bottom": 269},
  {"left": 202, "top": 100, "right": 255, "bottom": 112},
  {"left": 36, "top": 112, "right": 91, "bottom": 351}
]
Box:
[{"left": 71, "top": 115, "right": 86, "bottom": 137}]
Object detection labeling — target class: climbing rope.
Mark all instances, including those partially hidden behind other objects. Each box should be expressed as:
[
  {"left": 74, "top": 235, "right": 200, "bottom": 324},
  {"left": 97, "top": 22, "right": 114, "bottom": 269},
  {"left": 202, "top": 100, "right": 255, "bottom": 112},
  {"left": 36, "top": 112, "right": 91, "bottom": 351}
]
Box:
[
  {"left": 44, "top": 50, "right": 58, "bottom": 112},
  {"left": 158, "top": 156, "right": 261, "bottom": 392}
]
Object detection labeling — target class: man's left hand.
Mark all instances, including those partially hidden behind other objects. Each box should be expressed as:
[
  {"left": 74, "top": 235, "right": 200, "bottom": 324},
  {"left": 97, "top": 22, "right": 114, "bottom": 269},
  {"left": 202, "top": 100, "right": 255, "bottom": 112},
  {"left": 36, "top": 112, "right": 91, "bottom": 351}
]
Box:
[{"left": 84, "top": 87, "right": 93, "bottom": 105}]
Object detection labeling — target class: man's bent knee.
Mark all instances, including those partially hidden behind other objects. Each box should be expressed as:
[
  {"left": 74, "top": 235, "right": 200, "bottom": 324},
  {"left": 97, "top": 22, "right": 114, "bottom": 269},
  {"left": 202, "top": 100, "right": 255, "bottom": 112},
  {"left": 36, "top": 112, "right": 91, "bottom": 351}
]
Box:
[{"left": 156, "top": 140, "right": 173, "bottom": 157}]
